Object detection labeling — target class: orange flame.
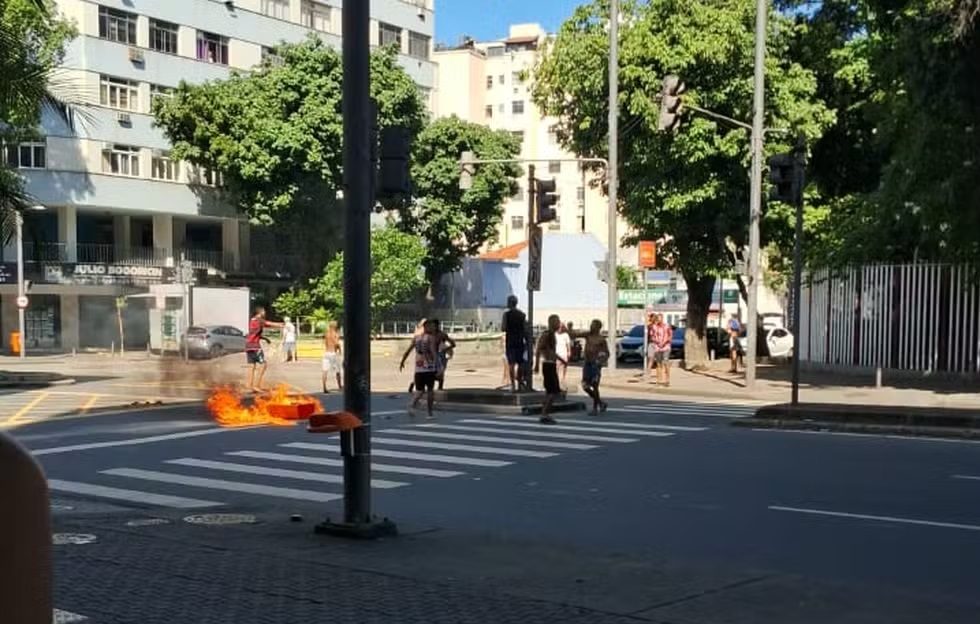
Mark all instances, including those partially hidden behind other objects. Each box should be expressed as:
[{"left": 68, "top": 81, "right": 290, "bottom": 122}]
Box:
[{"left": 207, "top": 384, "right": 323, "bottom": 428}]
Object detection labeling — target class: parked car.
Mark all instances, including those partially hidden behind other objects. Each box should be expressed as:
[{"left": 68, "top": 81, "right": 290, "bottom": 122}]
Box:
[
  {"left": 181, "top": 325, "right": 247, "bottom": 359},
  {"left": 737, "top": 326, "right": 794, "bottom": 358},
  {"left": 616, "top": 325, "right": 646, "bottom": 362},
  {"left": 670, "top": 326, "right": 732, "bottom": 360}
]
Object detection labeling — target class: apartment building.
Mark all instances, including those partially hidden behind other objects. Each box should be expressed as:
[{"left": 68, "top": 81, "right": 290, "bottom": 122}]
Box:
[
  {"left": 3, "top": 0, "right": 435, "bottom": 351},
  {"left": 434, "top": 23, "right": 630, "bottom": 253}
]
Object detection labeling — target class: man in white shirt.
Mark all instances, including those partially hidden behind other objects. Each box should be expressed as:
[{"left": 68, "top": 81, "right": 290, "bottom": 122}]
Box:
[{"left": 281, "top": 316, "right": 297, "bottom": 363}]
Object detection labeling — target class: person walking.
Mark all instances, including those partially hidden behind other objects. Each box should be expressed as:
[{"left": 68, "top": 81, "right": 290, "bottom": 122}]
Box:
[
  {"left": 400, "top": 319, "right": 438, "bottom": 418},
  {"left": 430, "top": 318, "right": 457, "bottom": 391},
  {"left": 728, "top": 313, "right": 743, "bottom": 373},
  {"left": 579, "top": 319, "right": 610, "bottom": 415},
  {"left": 555, "top": 322, "right": 572, "bottom": 387},
  {"left": 281, "top": 316, "right": 297, "bottom": 363},
  {"left": 244, "top": 307, "right": 283, "bottom": 392},
  {"left": 321, "top": 321, "right": 342, "bottom": 393},
  {"left": 651, "top": 313, "right": 672, "bottom": 387},
  {"left": 501, "top": 295, "right": 528, "bottom": 392},
  {"left": 645, "top": 312, "right": 657, "bottom": 379},
  {"left": 534, "top": 314, "right": 565, "bottom": 425},
  {"left": 407, "top": 318, "right": 427, "bottom": 394}
]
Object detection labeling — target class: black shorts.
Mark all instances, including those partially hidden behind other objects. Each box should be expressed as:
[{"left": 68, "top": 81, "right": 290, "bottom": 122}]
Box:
[
  {"left": 414, "top": 371, "right": 437, "bottom": 392},
  {"left": 246, "top": 350, "right": 265, "bottom": 365},
  {"left": 542, "top": 362, "right": 560, "bottom": 395},
  {"left": 506, "top": 345, "right": 525, "bottom": 365}
]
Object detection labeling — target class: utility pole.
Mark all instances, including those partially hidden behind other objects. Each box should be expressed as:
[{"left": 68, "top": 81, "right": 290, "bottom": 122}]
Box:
[
  {"left": 607, "top": 0, "right": 620, "bottom": 366},
  {"left": 316, "top": 0, "right": 393, "bottom": 539},
  {"left": 744, "top": 0, "right": 767, "bottom": 388},
  {"left": 526, "top": 164, "right": 536, "bottom": 391},
  {"left": 790, "top": 137, "right": 806, "bottom": 405},
  {"left": 16, "top": 213, "right": 25, "bottom": 359}
]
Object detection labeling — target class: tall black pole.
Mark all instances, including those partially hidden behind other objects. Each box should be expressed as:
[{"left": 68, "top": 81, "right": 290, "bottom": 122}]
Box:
[
  {"left": 341, "top": 0, "right": 371, "bottom": 525},
  {"left": 790, "top": 138, "right": 806, "bottom": 406},
  {"left": 526, "top": 164, "right": 536, "bottom": 391}
]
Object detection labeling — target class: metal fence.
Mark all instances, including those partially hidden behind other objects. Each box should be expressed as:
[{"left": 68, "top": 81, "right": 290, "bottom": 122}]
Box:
[{"left": 799, "top": 264, "right": 980, "bottom": 374}]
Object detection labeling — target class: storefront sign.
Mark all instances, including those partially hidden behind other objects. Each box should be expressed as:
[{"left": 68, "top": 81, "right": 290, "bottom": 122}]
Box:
[{"left": 42, "top": 264, "right": 176, "bottom": 286}]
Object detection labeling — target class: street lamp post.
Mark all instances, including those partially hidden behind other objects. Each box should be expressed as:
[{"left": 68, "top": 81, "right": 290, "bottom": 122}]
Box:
[
  {"left": 16, "top": 213, "right": 25, "bottom": 359},
  {"left": 607, "top": 0, "right": 620, "bottom": 369}
]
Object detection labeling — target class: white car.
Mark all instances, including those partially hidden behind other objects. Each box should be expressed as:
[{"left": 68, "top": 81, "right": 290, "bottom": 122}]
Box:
[{"left": 738, "top": 326, "right": 794, "bottom": 358}]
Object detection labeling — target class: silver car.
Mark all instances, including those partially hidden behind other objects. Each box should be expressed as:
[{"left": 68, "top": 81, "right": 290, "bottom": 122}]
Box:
[{"left": 182, "top": 325, "right": 247, "bottom": 359}]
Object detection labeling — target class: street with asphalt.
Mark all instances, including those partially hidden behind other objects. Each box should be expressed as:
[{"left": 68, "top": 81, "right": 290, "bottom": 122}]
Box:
[{"left": 5, "top": 352, "right": 980, "bottom": 623}]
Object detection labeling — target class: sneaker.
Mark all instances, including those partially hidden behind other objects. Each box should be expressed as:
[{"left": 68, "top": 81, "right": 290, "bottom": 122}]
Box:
[
  {"left": 600, "top": 402, "right": 608, "bottom": 413},
  {"left": 539, "top": 416, "right": 557, "bottom": 425}
]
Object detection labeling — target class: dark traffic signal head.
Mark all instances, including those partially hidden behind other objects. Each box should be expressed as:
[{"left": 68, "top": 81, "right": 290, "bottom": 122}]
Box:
[
  {"left": 535, "top": 177, "right": 559, "bottom": 223},
  {"left": 658, "top": 74, "right": 685, "bottom": 132},
  {"left": 377, "top": 125, "right": 412, "bottom": 197},
  {"left": 767, "top": 152, "right": 800, "bottom": 205}
]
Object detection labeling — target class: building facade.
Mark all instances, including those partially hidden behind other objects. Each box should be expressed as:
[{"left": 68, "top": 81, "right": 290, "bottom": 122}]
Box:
[
  {"left": 433, "top": 23, "right": 632, "bottom": 255},
  {"left": 3, "top": 0, "right": 435, "bottom": 351}
]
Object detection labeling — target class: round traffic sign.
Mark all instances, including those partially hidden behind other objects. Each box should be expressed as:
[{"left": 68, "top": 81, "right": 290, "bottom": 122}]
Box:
[{"left": 16, "top": 295, "right": 29, "bottom": 309}]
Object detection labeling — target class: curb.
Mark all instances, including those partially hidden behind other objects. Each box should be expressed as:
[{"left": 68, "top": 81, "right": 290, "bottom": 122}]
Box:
[
  {"left": 602, "top": 379, "right": 770, "bottom": 402},
  {"left": 734, "top": 418, "right": 980, "bottom": 440},
  {"left": 0, "top": 377, "right": 76, "bottom": 388},
  {"left": 754, "top": 403, "right": 980, "bottom": 428}
]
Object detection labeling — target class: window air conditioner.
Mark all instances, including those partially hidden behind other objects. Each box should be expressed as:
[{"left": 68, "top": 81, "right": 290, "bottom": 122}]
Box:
[
  {"left": 116, "top": 112, "right": 132, "bottom": 125},
  {"left": 128, "top": 47, "right": 144, "bottom": 63}
]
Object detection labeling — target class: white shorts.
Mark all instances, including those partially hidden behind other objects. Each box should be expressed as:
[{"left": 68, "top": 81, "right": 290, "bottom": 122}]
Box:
[{"left": 322, "top": 352, "right": 340, "bottom": 373}]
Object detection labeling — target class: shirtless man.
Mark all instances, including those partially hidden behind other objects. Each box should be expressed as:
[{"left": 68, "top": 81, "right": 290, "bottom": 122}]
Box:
[
  {"left": 579, "top": 319, "right": 610, "bottom": 415},
  {"left": 321, "top": 321, "right": 343, "bottom": 393},
  {"left": 245, "top": 307, "right": 283, "bottom": 392},
  {"left": 534, "top": 314, "right": 565, "bottom": 425}
]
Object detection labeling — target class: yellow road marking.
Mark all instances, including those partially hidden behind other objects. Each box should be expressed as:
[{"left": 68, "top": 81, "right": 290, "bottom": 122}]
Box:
[
  {"left": 79, "top": 394, "right": 100, "bottom": 413},
  {"left": 5, "top": 392, "right": 50, "bottom": 426}
]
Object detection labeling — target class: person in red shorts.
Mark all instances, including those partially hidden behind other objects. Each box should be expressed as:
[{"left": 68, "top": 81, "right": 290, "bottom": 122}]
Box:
[{"left": 245, "top": 306, "right": 283, "bottom": 392}]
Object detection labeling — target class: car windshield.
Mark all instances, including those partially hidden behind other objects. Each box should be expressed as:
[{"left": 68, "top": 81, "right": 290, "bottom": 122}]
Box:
[{"left": 627, "top": 325, "right": 644, "bottom": 338}]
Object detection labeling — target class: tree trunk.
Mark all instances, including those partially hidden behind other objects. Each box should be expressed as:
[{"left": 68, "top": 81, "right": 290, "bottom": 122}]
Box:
[{"left": 682, "top": 272, "right": 716, "bottom": 370}]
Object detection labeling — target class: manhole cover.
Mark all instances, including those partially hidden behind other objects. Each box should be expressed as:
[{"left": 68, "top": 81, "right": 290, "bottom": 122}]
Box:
[
  {"left": 183, "top": 513, "right": 257, "bottom": 526},
  {"left": 52, "top": 533, "right": 97, "bottom": 545},
  {"left": 125, "top": 518, "right": 170, "bottom": 527}
]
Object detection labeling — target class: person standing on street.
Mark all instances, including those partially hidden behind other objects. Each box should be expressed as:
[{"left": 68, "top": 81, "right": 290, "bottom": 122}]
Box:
[
  {"left": 645, "top": 312, "right": 658, "bottom": 379},
  {"left": 407, "top": 318, "right": 427, "bottom": 394},
  {"left": 430, "top": 318, "right": 457, "bottom": 391},
  {"left": 245, "top": 307, "right": 283, "bottom": 392},
  {"left": 321, "top": 321, "right": 342, "bottom": 393},
  {"left": 534, "top": 314, "right": 565, "bottom": 425},
  {"left": 400, "top": 319, "right": 438, "bottom": 418},
  {"left": 579, "top": 319, "right": 610, "bottom": 415},
  {"left": 555, "top": 322, "right": 572, "bottom": 387},
  {"left": 728, "top": 313, "right": 743, "bottom": 373},
  {"left": 502, "top": 295, "right": 528, "bottom": 392},
  {"left": 281, "top": 316, "right": 298, "bottom": 363},
  {"left": 651, "top": 313, "right": 673, "bottom": 387}
]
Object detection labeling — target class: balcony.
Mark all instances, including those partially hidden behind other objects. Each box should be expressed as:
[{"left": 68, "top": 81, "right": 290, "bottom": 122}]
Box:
[{"left": 22, "top": 242, "right": 170, "bottom": 266}]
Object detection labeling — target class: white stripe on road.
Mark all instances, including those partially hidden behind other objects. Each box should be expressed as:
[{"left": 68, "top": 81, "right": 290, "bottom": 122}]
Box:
[
  {"left": 32, "top": 426, "right": 247, "bottom": 456},
  {"left": 372, "top": 437, "right": 557, "bottom": 458},
  {"left": 952, "top": 475, "right": 980, "bottom": 482},
  {"left": 53, "top": 608, "right": 89, "bottom": 623},
  {"left": 386, "top": 429, "right": 597, "bottom": 450},
  {"left": 769, "top": 505, "right": 980, "bottom": 532},
  {"left": 226, "top": 451, "right": 464, "bottom": 477},
  {"left": 496, "top": 415, "right": 707, "bottom": 432},
  {"left": 415, "top": 424, "right": 639, "bottom": 443},
  {"left": 282, "top": 442, "right": 512, "bottom": 467},
  {"left": 47, "top": 479, "right": 222, "bottom": 509},
  {"left": 619, "top": 405, "right": 754, "bottom": 418},
  {"left": 101, "top": 468, "right": 342, "bottom": 502},
  {"left": 165, "top": 458, "right": 407, "bottom": 489},
  {"left": 460, "top": 419, "right": 674, "bottom": 438}
]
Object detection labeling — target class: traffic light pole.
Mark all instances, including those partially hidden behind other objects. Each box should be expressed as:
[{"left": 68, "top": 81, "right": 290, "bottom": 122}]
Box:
[
  {"left": 790, "top": 139, "right": 806, "bottom": 406},
  {"left": 526, "top": 164, "right": 536, "bottom": 391},
  {"left": 607, "top": 0, "right": 620, "bottom": 370}
]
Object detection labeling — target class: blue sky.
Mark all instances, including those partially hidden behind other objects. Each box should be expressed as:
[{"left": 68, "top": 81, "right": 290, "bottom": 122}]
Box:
[{"left": 436, "top": 0, "right": 583, "bottom": 45}]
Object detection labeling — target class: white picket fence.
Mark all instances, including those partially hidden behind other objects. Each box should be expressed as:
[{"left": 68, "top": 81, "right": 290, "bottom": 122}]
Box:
[{"left": 799, "top": 264, "right": 980, "bottom": 374}]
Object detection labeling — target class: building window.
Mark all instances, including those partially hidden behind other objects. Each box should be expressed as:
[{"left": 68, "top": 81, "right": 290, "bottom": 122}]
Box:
[
  {"left": 510, "top": 130, "right": 524, "bottom": 146},
  {"left": 408, "top": 31, "right": 430, "bottom": 59},
  {"left": 150, "top": 84, "right": 175, "bottom": 104},
  {"left": 498, "top": 103, "right": 505, "bottom": 113},
  {"left": 512, "top": 186, "right": 524, "bottom": 201},
  {"left": 301, "top": 0, "right": 332, "bottom": 32},
  {"left": 149, "top": 19, "right": 179, "bottom": 54},
  {"left": 498, "top": 74, "right": 505, "bottom": 85},
  {"left": 151, "top": 152, "right": 177, "bottom": 181},
  {"left": 548, "top": 160, "right": 561, "bottom": 174},
  {"left": 487, "top": 46, "right": 504, "bottom": 57},
  {"left": 379, "top": 22, "right": 402, "bottom": 48},
  {"left": 512, "top": 100, "right": 524, "bottom": 115},
  {"left": 484, "top": 105, "right": 493, "bottom": 119},
  {"left": 577, "top": 186, "right": 585, "bottom": 202},
  {"left": 191, "top": 166, "right": 223, "bottom": 187},
  {"left": 103, "top": 145, "right": 141, "bottom": 177},
  {"left": 486, "top": 75, "right": 493, "bottom": 89},
  {"left": 197, "top": 31, "right": 229, "bottom": 65},
  {"left": 512, "top": 71, "right": 524, "bottom": 85},
  {"left": 100, "top": 75, "right": 139, "bottom": 111},
  {"left": 511, "top": 216, "right": 524, "bottom": 230},
  {"left": 260, "top": 0, "right": 289, "bottom": 19},
  {"left": 4, "top": 142, "right": 46, "bottom": 169},
  {"left": 98, "top": 7, "right": 137, "bottom": 44}
]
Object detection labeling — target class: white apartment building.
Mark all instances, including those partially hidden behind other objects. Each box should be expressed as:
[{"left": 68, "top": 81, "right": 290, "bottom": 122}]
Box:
[
  {"left": 4, "top": 0, "right": 435, "bottom": 351},
  {"left": 434, "top": 23, "right": 631, "bottom": 253}
]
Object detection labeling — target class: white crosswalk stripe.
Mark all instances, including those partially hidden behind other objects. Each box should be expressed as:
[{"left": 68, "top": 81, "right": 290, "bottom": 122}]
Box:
[
  {"left": 384, "top": 429, "right": 598, "bottom": 450},
  {"left": 282, "top": 442, "right": 513, "bottom": 467},
  {"left": 48, "top": 479, "right": 222, "bottom": 509},
  {"left": 101, "top": 468, "right": 343, "bottom": 502},
  {"left": 372, "top": 437, "right": 558, "bottom": 458},
  {"left": 460, "top": 418, "right": 675, "bottom": 437},
  {"left": 492, "top": 415, "right": 708, "bottom": 432},
  {"left": 414, "top": 423, "right": 640, "bottom": 443},
  {"left": 620, "top": 403, "right": 757, "bottom": 418},
  {"left": 164, "top": 458, "right": 408, "bottom": 489},
  {"left": 226, "top": 450, "right": 464, "bottom": 477},
  {"left": 53, "top": 608, "right": 88, "bottom": 623}
]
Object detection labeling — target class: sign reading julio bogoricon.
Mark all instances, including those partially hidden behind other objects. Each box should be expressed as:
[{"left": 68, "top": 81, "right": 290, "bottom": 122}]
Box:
[{"left": 42, "top": 264, "right": 176, "bottom": 286}]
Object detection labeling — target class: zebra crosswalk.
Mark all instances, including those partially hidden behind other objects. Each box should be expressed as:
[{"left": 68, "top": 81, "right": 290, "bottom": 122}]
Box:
[{"left": 43, "top": 407, "right": 715, "bottom": 511}]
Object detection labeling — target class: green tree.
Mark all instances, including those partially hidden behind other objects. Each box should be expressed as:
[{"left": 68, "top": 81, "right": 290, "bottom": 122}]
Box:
[
  {"left": 533, "top": 0, "right": 832, "bottom": 365},
  {"left": 287, "top": 228, "right": 427, "bottom": 322},
  {"left": 616, "top": 265, "right": 639, "bottom": 289},
  {"left": 153, "top": 37, "right": 426, "bottom": 226},
  {"left": 396, "top": 116, "right": 521, "bottom": 283}
]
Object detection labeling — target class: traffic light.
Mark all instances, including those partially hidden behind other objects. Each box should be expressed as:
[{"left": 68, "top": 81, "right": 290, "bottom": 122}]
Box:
[
  {"left": 658, "top": 74, "right": 685, "bottom": 132},
  {"left": 377, "top": 125, "right": 412, "bottom": 197},
  {"left": 768, "top": 152, "right": 800, "bottom": 204},
  {"left": 535, "top": 177, "right": 559, "bottom": 223}
]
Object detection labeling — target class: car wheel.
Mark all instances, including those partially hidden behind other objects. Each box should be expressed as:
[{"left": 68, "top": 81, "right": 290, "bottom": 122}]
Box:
[{"left": 209, "top": 344, "right": 223, "bottom": 359}]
